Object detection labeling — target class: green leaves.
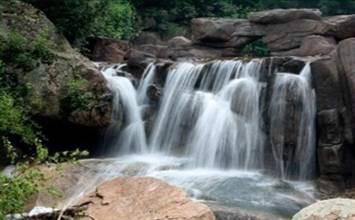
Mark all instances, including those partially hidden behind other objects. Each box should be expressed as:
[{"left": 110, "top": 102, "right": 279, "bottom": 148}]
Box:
[{"left": 0, "top": 171, "right": 39, "bottom": 219}]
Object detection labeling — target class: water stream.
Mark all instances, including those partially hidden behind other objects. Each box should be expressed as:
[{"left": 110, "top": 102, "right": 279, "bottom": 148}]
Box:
[{"left": 44, "top": 59, "right": 317, "bottom": 218}]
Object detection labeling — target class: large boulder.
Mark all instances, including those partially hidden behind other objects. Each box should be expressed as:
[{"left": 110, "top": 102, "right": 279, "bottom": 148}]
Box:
[
  {"left": 337, "top": 38, "right": 355, "bottom": 136},
  {"left": 191, "top": 18, "right": 263, "bottom": 49},
  {"left": 249, "top": 8, "right": 322, "bottom": 24},
  {"left": 292, "top": 198, "right": 355, "bottom": 220},
  {"left": 263, "top": 19, "right": 332, "bottom": 52},
  {"left": 0, "top": 1, "right": 113, "bottom": 128},
  {"left": 90, "top": 37, "right": 130, "bottom": 63},
  {"left": 325, "top": 15, "right": 355, "bottom": 40},
  {"left": 272, "top": 35, "right": 336, "bottom": 57},
  {"left": 133, "top": 31, "right": 163, "bottom": 45},
  {"left": 77, "top": 177, "right": 216, "bottom": 220}
]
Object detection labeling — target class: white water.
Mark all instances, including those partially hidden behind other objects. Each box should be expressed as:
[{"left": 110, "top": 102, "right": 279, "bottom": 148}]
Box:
[
  {"left": 269, "top": 63, "right": 316, "bottom": 180},
  {"left": 102, "top": 66, "right": 148, "bottom": 154},
  {"left": 73, "top": 60, "right": 317, "bottom": 218}
]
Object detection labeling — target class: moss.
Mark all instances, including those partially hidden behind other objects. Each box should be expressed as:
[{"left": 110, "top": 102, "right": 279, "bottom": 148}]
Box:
[{"left": 62, "top": 78, "right": 96, "bottom": 113}]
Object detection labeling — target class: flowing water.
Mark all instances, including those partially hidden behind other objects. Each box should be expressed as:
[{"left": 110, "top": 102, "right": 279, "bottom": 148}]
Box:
[
  {"left": 51, "top": 59, "right": 317, "bottom": 218},
  {"left": 269, "top": 63, "right": 316, "bottom": 180}
]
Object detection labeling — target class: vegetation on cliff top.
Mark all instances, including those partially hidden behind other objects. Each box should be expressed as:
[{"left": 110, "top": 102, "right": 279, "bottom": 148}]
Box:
[{"left": 22, "top": 0, "right": 355, "bottom": 45}]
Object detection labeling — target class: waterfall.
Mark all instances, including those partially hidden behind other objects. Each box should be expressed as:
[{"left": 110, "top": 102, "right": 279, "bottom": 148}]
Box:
[
  {"left": 102, "top": 66, "right": 148, "bottom": 154},
  {"left": 149, "top": 62, "right": 204, "bottom": 153},
  {"left": 67, "top": 60, "right": 319, "bottom": 218},
  {"left": 100, "top": 60, "right": 316, "bottom": 179},
  {"left": 137, "top": 63, "right": 156, "bottom": 105},
  {"left": 269, "top": 63, "right": 316, "bottom": 180},
  {"left": 187, "top": 61, "right": 264, "bottom": 169}
]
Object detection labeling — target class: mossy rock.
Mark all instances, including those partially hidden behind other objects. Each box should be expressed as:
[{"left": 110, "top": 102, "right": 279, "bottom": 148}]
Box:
[{"left": 0, "top": 0, "right": 115, "bottom": 128}]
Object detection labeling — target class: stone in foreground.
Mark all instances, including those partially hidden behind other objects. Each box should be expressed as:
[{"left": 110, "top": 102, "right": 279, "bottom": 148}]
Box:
[
  {"left": 292, "top": 198, "right": 355, "bottom": 220},
  {"left": 78, "top": 177, "right": 216, "bottom": 220}
]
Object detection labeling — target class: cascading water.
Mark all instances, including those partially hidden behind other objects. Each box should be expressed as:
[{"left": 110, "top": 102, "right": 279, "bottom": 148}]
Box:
[
  {"left": 137, "top": 63, "right": 156, "bottom": 105},
  {"left": 187, "top": 61, "right": 264, "bottom": 169},
  {"left": 269, "top": 63, "right": 316, "bottom": 180},
  {"left": 101, "top": 66, "right": 148, "bottom": 154},
  {"left": 92, "top": 60, "right": 318, "bottom": 218}
]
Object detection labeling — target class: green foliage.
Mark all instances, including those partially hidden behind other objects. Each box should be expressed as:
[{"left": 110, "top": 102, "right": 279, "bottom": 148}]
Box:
[
  {"left": 24, "top": 0, "right": 137, "bottom": 45},
  {"left": 0, "top": 91, "right": 37, "bottom": 147},
  {"left": 0, "top": 140, "right": 89, "bottom": 218},
  {"left": 242, "top": 40, "right": 270, "bottom": 57},
  {"left": 0, "top": 171, "right": 40, "bottom": 219},
  {"left": 63, "top": 78, "right": 95, "bottom": 112},
  {"left": 0, "top": 31, "right": 53, "bottom": 70},
  {"left": 96, "top": 0, "right": 137, "bottom": 40}
]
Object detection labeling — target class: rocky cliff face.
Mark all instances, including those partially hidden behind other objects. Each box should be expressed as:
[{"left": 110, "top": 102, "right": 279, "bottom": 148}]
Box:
[
  {"left": 0, "top": 1, "right": 116, "bottom": 151},
  {"left": 1, "top": 1, "right": 113, "bottom": 128}
]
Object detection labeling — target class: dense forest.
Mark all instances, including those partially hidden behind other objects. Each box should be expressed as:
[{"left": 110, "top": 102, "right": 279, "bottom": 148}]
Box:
[{"left": 1, "top": 0, "right": 355, "bottom": 219}]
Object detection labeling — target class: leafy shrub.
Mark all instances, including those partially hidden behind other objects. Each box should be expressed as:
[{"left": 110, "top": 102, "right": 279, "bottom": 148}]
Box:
[
  {"left": 0, "top": 141, "right": 89, "bottom": 219},
  {"left": 0, "top": 171, "right": 40, "bottom": 219},
  {"left": 0, "top": 90, "right": 37, "bottom": 146},
  {"left": 242, "top": 40, "right": 270, "bottom": 57},
  {"left": 96, "top": 0, "right": 137, "bottom": 40}
]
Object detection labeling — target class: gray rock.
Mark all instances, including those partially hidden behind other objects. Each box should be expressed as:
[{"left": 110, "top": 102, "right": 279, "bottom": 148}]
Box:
[
  {"left": 263, "top": 19, "right": 332, "bottom": 52},
  {"left": 272, "top": 35, "right": 336, "bottom": 57},
  {"left": 292, "top": 198, "right": 355, "bottom": 220},
  {"left": 249, "top": 8, "right": 322, "bottom": 24},
  {"left": 90, "top": 37, "right": 130, "bottom": 63},
  {"left": 191, "top": 18, "right": 263, "bottom": 48},
  {"left": 325, "top": 15, "right": 355, "bottom": 40},
  {"left": 168, "top": 36, "right": 192, "bottom": 48},
  {"left": 337, "top": 38, "right": 355, "bottom": 135},
  {"left": 133, "top": 31, "right": 163, "bottom": 45}
]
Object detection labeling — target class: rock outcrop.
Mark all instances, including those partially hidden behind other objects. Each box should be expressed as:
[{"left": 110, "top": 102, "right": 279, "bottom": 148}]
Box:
[
  {"left": 77, "top": 177, "right": 216, "bottom": 220},
  {"left": 248, "top": 8, "right": 322, "bottom": 24},
  {"left": 292, "top": 198, "right": 355, "bottom": 220},
  {"left": 0, "top": 1, "right": 113, "bottom": 128}
]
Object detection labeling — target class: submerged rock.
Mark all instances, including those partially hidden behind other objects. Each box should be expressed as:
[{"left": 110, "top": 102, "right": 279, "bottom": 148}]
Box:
[
  {"left": 77, "top": 177, "right": 216, "bottom": 220},
  {"left": 292, "top": 198, "right": 355, "bottom": 220}
]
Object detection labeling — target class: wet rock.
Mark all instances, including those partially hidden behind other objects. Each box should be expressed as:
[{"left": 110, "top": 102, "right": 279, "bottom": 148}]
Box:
[
  {"left": 325, "top": 15, "right": 355, "bottom": 40},
  {"left": 311, "top": 54, "right": 344, "bottom": 110},
  {"left": 90, "top": 37, "right": 129, "bottom": 63},
  {"left": 208, "top": 203, "right": 287, "bottom": 220},
  {"left": 249, "top": 8, "right": 322, "bottom": 24},
  {"left": 292, "top": 198, "right": 355, "bottom": 220},
  {"left": 272, "top": 35, "right": 336, "bottom": 57},
  {"left": 317, "top": 110, "right": 345, "bottom": 174},
  {"left": 124, "top": 48, "right": 156, "bottom": 77},
  {"left": 78, "top": 177, "right": 216, "bottom": 220},
  {"left": 337, "top": 38, "right": 355, "bottom": 136}
]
